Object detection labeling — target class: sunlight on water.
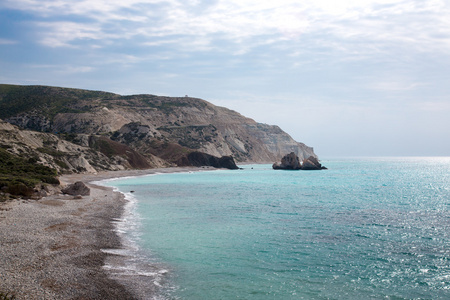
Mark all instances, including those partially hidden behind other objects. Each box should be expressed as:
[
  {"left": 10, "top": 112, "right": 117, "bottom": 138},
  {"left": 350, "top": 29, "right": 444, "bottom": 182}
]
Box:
[{"left": 105, "top": 157, "right": 450, "bottom": 299}]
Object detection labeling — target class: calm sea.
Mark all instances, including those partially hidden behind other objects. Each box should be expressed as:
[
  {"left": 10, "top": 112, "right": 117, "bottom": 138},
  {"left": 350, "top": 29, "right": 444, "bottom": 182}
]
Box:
[{"left": 102, "top": 157, "right": 450, "bottom": 299}]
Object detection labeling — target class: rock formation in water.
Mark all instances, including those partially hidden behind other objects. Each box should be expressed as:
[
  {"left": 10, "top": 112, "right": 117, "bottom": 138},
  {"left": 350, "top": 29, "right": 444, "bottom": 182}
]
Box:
[
  {"left": 273, "top": 152, "right": 327, "bottom": 170},
  {"left": 301, "top": 156, "right": 327, "bottom": 170},
  {"left": 272, "top": 152, "right": 302, "bottom": 170}
]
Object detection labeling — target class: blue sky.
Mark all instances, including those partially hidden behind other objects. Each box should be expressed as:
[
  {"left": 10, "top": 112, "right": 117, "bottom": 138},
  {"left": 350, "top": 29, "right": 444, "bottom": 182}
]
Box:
[{"left": 1, "top": 0, "right": 449, "bottom": 157}]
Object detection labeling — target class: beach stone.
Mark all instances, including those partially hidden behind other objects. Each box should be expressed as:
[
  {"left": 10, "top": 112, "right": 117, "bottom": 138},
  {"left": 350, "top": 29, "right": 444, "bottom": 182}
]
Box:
[{"left": 62, "top": 181, "right": 90, "bottom": 196}]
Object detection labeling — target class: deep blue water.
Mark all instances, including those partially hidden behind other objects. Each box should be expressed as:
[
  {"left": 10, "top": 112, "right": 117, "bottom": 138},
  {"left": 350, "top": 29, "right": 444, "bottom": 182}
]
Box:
[{"left": 104, "top": 157, "right": 450, "bottom": 299}]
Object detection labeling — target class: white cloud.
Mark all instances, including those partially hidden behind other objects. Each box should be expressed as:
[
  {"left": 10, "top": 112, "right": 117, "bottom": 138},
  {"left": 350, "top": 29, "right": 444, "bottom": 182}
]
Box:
[
  {"left": 4, "top": 0, "right": 450, "bottom": 60},
  {"left": 35, "top": 21, "right": 106, "bottom": 47},
  {"left": 30, "top": 64, "right": 95, "bottom": 74}
]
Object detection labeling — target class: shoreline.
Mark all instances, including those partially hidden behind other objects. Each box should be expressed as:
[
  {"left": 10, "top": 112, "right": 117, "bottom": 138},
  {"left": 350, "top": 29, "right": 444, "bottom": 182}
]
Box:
[{"left": 0, "top": 167, "right": 206, "bottom": 299}]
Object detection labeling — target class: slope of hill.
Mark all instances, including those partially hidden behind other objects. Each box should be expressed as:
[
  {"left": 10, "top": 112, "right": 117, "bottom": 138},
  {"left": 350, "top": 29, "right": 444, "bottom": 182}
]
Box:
[{"left": 0, "top": 84, "right": 317, "bottom": 167}]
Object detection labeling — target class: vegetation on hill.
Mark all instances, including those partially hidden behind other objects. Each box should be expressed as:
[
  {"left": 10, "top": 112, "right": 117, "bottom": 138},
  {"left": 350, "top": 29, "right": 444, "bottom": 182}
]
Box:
[
  {"left": 0, "top": 84, "right": 115, "bottom": 119},
  {"left": 0, "top": 84, "right": 205, "bottom": 120},
  {"left": 0, "top": 147, "right": 59, "bottom": 199},
  {"left": 88, "top": 136, "right": 152, "bottom": 169}
]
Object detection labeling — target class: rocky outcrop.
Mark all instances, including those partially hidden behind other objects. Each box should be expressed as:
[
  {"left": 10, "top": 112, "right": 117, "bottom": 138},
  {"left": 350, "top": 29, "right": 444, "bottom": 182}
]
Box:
[
  {"left": 88, "top": 136, "right": 154, "bottom": 169},
  {"left": 301, "top": 156, "right": 327, "bottom": 170},
  {"left": 273, "top": 153, "right": 326, "bottom": 170},
  {"left": 61, "top": 181, "right": 90, "bottom": 196},
  {"left": 0, "top": 119, "right": 134, "bottom": 174},
  {"left": 272, "top": 152, "right": 301, "bottom": 170},
  {"left": 177, "top": 151, "right": 239, "bottom": 170},
  {"left": 245, "top": 123, "right": 316, "bottom": 161}
]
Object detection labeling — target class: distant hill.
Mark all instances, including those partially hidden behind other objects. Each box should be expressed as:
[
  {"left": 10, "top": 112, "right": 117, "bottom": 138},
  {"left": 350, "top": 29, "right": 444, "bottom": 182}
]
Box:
[{"left": 0, "top": 84, "right": 316, "bottom": 170}]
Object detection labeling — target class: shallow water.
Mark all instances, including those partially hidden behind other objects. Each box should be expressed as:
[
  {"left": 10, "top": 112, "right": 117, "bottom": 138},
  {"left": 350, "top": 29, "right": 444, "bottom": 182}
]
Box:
[{"left": 104, "top": 157, "right": 450, "bottom": 299}]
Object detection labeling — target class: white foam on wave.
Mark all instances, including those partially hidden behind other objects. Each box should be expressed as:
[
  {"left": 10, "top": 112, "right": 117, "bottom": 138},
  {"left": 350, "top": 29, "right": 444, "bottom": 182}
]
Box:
[
  {"left": 103, "top": 263, "right": 169, "bottom": 278},
  {"left": 101, "top": 248, "right": 128, "bottom": 256}
]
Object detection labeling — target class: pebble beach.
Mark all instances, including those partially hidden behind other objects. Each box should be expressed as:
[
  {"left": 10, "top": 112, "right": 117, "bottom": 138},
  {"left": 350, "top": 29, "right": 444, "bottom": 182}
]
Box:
[{"left": 0, "top": 167, "right": 201, "bottom": 299}]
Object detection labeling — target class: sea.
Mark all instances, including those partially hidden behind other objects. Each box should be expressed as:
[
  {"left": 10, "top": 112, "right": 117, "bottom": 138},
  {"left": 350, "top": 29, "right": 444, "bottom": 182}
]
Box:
[{"left": 100, "top": 157, "right": 450, "bottom": 299}]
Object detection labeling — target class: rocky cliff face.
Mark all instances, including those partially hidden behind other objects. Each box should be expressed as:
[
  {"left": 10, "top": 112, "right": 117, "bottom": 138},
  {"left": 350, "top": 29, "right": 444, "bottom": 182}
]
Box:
[
  {"left": 0, "top": 119, "right": 154, "bottom": 174},
  {"left": 0, "top": 84, "right": 317, "bottom": 168}
]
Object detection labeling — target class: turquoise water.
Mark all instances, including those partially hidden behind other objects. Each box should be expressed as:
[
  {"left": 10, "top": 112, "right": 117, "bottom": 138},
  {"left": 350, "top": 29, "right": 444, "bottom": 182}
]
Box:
[{"left": 105, "top": 157, "right": 450, "bottom": 299}]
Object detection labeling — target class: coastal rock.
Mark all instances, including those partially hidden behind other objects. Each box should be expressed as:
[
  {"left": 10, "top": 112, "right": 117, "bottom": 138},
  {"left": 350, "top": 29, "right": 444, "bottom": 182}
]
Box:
[
  {"left": 62, "top": 181, "right": 90, "bottom": 196},
  {"left": 301, "top": 156, "right": 327, "bottom": 170},
  {"left": 272, "top": 152, "right": 301, "bottom": 170},
  {"left": 217, "top": 155, "right": 240, "bottom": 170},
  {"left": 273, "top": 153, "right": 327, "bottom": 170},
  {"left": 178, "top": 151, "right": 239, "bottom": 170}
]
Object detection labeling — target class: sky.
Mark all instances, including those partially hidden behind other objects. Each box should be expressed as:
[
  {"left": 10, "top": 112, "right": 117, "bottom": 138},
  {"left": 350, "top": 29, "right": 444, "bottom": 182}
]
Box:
[{"left": 1, "top": 0, "right": 449, "bottom": 157}]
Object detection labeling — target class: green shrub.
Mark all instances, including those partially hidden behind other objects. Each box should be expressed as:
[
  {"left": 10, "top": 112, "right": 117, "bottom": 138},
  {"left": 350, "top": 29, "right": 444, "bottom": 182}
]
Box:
[
  {"left": 6, "top": 182, "right": 34, "bottom": 197},
  {"left": 0, "top": 291, "right": 16, "bottom": 300},
  {"left": 0, "top": 148, "right": 59, "bottom": 196},
  {"left": 0, "top": 84, "right": 116, "bottom": 119},
  {"left": 55, "top": 159, "right": 70, "bottom": 170},
  {"left": 36, "top": 147, "right": 66, "bottom": 157}
]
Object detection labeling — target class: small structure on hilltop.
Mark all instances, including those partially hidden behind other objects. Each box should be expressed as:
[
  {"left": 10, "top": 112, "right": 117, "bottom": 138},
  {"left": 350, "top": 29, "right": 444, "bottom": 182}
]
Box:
[{"left": 273, "top": 152, "right": 327, "bottom": 170}]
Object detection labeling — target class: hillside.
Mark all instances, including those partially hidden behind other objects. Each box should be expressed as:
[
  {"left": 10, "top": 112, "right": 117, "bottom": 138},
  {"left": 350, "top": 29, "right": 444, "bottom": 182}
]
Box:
[
  {"left": 0, "top": 119, "right": 153, "bottom": 172},
  {"left": 0, "top": 84, "right": 317, "bottom": 168}
]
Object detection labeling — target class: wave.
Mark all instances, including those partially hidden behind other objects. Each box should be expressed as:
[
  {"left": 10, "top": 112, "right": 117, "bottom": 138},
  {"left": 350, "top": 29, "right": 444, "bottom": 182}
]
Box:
[{"left": 93, "top": 179, "right": 172, "bottom": 300}]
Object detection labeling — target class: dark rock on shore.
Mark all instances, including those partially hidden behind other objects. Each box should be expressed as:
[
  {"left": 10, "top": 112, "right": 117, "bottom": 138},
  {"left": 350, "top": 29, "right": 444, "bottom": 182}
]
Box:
[
  {"left": 273, "top": 152, "right": 327, "bottom": 170},
  {"left": 62, "top": 181, "right": 91, "bottom": 196},
  {"left": 178, "top": 151, "right": 239, "bottom": 169}
]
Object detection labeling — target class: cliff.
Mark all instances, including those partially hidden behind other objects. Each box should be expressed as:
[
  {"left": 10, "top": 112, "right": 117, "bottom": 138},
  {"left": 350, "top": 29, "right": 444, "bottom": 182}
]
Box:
[
  {"left": 0, "top": 119, "right": 136, "bottom": 174},
  {"left": 0, "top": 84, "right": 317, "bottom": 169}
]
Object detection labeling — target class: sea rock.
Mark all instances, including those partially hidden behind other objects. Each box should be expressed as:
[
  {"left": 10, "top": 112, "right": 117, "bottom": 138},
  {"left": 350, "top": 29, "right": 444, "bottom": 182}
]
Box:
[
  {"left": 272, "top": 152, "right": 301, "bottom": 170},
  {"left": 273, "top": 153, "right": 327, "bottom": 170},
  {"left": 301, "top": 156, "right": 327, "bottom": 170},
  {"left": 62, "top": 181, "right": 90, "bottom": 196}
]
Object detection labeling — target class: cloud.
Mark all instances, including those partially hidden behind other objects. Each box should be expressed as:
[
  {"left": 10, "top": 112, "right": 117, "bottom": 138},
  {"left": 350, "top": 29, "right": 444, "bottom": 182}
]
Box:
[
  {"left": 35, "top": 21, "right": 106, "bottom": 47},
  {"left": 3, "top": 0, "right": 450, "bottom": 81},
  {"left": 4, "top": 0, "right": 449, "bottom": 58},
  {"left": 30, "top": 64, "right": 95, "bottom": 74}
]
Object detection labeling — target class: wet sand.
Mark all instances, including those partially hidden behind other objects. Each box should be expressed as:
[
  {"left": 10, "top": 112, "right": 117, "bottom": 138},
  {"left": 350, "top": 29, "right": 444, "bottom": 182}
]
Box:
[{"left": 0, "top": 167, "right": 204, "bottom": 299}]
